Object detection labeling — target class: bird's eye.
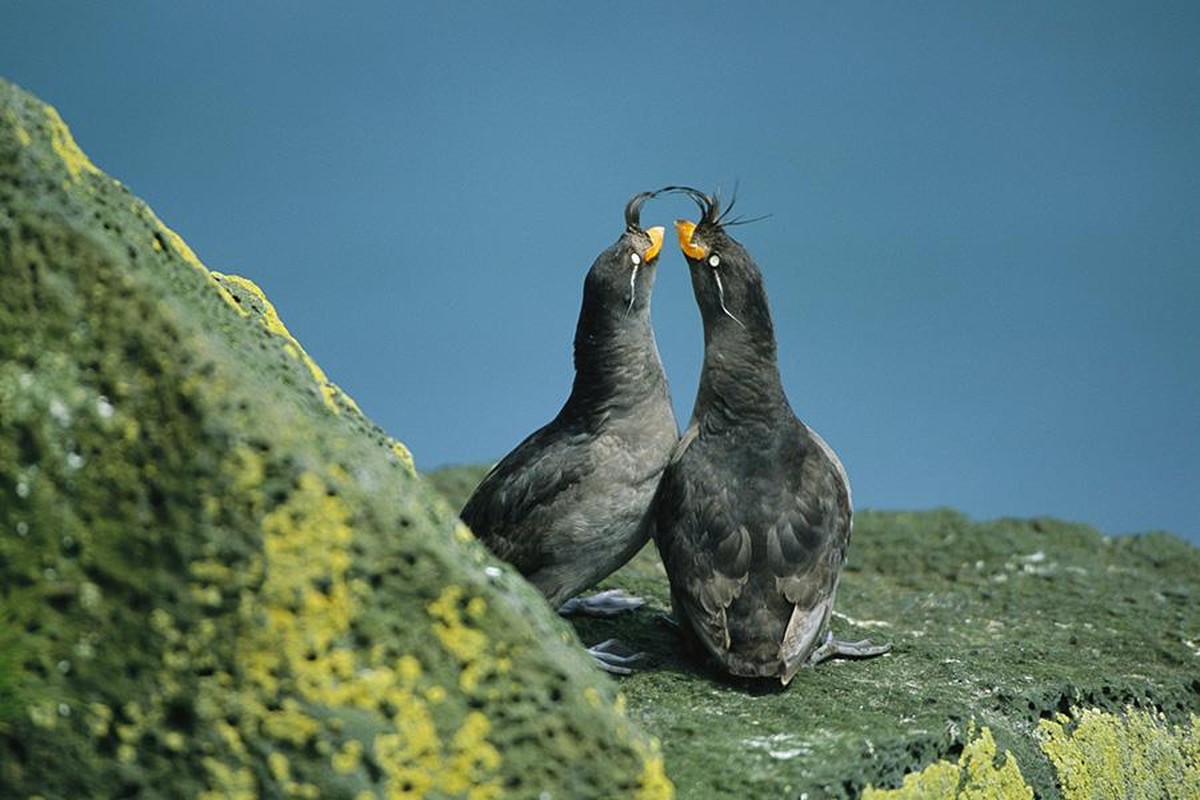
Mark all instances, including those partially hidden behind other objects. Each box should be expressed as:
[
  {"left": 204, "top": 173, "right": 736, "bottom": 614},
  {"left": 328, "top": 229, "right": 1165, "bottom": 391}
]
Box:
[
  {"left": 708, "top": 254, "right": 721, "bottom": 267},
  {"left": 630, "top": 252, "right": 641, "bottom": 266}
]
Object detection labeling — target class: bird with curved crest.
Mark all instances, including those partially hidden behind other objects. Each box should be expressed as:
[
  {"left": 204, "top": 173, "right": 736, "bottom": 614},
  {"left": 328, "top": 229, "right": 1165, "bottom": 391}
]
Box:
[
  {"left": 652, "top": 186, "right": 889, "bottom": 685},
  {"left": 461, "top": 191, "right": 679, "bottom": 673}
]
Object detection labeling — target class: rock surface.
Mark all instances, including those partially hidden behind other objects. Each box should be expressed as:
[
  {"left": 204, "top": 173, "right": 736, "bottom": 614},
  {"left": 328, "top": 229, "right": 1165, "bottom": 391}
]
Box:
[
  {"left": 429, "top": 466, "right": 1200, "bottom": 799},
  {"left": 0, "top": 79, "right": 671, "bottom": 799}
]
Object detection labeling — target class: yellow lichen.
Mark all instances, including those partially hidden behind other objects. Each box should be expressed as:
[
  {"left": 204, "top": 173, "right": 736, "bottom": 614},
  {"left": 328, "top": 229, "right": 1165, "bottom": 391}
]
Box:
[
  {"left": 197, "top": 757, "right": 257, "bottom": 800},
  {"left": 444, "top": 712, "right": 502, "bottom": 799},
  {"left": 332, "top": 739, "right": 364, "bottom": 774},
  {"left": 43, "top": 104, "right": 100, "bottom": 182},
  {"left": 290, "top": 782, "right": 320, "bottom": 800},
  {"left": 214, "top": 273, "right": 359, "bottom": 415},
  {"left": 190, "top": 584, "right": 223, "bottom": 607},
  {"left": 397, "top": 654, "right": 422, "bottom": 684},
  {"left": 863, "top": 725, "right": 1033, "bottom": 799},
  {"left": 426, "top": 589, "right": 513, "bottom": 698},
  {"left": 143, "top": 205, "right": 248, "bottom": 316},
  {"left": 261, "top": 701, "right": 322, "bottom": 747},
  {"left": 634, "top": 738, "right": 675, "bottom": 800},
  {"left": 390, "top": 439, "right": 416, "bottom": 474},
  {"left": 214, "top": 719, "right": 250, "bottom": 760},
  {"left": 190, "top": 558, "right": 236, "bottom": 587},
  {"left": 186, "top": 467, "right": 504, "bottom": 797},
  {"left": 190, "top": 469, "right": 357, "bottom": 793},
  {"left": 371, "top": 702, "right": 504, "bottom": 799},
  {"left": 268, "top": 751, "right": 291, "bottom": 783},
  {"left": 428, "top": 586, "right": 489, "bottom": 666},
  {"left": 374, "top": 726, "right": 437, "bottom": 800},
  {"left": 227, "top": 444, "right": 266, "bottom": 497},
  {"left": 1038, "top": 707, "right": 1200, "bottom": 799}
]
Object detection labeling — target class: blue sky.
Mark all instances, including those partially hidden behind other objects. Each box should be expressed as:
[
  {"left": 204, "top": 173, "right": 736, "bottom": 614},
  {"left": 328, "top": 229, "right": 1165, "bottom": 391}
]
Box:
[{"left": 4, "top": 3, "right": 1197, "bottom": 543}]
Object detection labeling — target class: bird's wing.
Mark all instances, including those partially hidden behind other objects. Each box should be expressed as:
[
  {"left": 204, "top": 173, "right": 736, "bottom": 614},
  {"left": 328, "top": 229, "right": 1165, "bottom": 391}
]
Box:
[
  {"left": 460, "top": 422, "right": 595, "bottom": 571},
  {"left": 768, "top": 429, "right": 853, "bottom": 670},
  {"left": 655, "top": 434, "right": 751, "bottom": 653}
]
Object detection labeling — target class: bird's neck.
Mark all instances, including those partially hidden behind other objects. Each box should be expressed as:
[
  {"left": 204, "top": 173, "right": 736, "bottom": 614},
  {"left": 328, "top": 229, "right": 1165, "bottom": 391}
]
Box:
[
  {"left": 566, "top": 310, "right": 668, "bottom": 416},
  {"left": 694, "top": 319, "right": 789, "bottom": 427}
]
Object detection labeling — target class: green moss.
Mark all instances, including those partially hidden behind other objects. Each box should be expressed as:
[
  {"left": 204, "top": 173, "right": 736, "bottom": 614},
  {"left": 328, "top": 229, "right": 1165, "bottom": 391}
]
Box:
[
  {"left": 428, "top": 467, "right": 1200, "bottom": 798},
  {"left": 0, "top": 78, "right": 670, "bottom": 799}
]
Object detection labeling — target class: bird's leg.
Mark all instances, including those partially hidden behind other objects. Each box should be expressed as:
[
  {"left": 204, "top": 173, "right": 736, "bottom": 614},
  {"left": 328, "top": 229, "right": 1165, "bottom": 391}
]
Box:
[
  {"left": 807, "top": 632, "right": 891, "bottom": 666},
  {"left": 557, "top": 588, "right": 646, "bottom": 618},
  {"left": 586, "top": 638, "right": 647, "bottom": 675}
]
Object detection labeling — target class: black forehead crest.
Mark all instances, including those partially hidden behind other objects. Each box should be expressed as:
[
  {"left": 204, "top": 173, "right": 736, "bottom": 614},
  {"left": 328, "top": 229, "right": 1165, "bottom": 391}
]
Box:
[
  {"left": 662, "top": 185, "right": 771, "bottom": 237},
  {"left": 624, "top": 191, "right": 657, "bottom": 233},
  {"left": 661, "top": 185, "right": 726, "bottom": 232}
]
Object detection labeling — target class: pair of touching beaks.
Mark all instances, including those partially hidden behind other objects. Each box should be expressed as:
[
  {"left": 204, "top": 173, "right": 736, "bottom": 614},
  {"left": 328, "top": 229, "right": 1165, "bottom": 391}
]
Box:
[
  {"left": 624, "top": 187, "right": 746, "bottom": 327},
  {"left": 624, "top": 188, "right": 719, "bottom": 265}
]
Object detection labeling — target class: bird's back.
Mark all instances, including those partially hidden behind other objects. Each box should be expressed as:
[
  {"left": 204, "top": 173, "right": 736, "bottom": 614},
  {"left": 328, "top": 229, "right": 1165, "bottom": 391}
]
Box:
[{"left": 655, "top": 411, "right": 851, "bottom": 680}]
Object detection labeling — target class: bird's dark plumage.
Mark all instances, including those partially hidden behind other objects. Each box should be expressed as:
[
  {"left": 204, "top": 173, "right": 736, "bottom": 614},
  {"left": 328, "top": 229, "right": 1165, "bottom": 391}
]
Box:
[
  {"left": 461, "top": 193, "right": 678, "bottom": 610},
  {"left": 653, "top": 187, "right": 887, "bottom": 684}
]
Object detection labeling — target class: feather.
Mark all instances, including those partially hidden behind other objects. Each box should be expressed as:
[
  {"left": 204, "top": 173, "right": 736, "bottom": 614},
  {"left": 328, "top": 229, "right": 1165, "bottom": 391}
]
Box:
[{"left": 624, "top": 190, "right": 657, "bottom": 232}]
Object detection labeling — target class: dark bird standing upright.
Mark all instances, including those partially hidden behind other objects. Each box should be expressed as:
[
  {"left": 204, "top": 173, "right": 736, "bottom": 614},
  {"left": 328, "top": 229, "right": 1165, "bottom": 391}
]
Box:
[
  {"left": 653, "top": 188, "right": 888, "bottom": 685},
  {"left": 461, "top": 192, "right": 679, "bottom": 637}
]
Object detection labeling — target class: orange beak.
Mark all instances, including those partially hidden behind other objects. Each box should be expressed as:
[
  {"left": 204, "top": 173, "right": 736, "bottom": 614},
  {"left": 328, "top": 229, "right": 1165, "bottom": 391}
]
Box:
[
  {"left": 674, "top": 219, "right": 709, "bottom": 260},
  {"left": 645, "top": 226, "right": 664, "bottom": 261}
]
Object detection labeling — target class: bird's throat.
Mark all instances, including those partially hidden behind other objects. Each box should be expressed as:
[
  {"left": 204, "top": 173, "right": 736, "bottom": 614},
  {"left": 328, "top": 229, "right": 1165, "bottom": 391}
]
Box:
[
  {"left": 568, "top": 313, "right": 668, "bottom": 415},
  {"left": 695, "top": 336, "right": 788, "bottom": 426}
]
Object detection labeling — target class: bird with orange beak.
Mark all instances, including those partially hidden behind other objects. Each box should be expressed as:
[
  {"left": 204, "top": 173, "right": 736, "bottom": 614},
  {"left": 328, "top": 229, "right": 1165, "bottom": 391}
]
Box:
[
  {"left": 652, "top": 187, "right": 889, "bottom": 684},
  {"left": 461, "top": 192, "right": 678, "bottom": 672}
]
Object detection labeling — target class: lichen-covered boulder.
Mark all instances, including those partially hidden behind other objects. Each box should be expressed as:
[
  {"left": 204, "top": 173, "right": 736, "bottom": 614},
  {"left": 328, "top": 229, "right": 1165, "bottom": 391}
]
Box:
[{"left": 0, "top": 78, "right": 671, "bottom": 800}]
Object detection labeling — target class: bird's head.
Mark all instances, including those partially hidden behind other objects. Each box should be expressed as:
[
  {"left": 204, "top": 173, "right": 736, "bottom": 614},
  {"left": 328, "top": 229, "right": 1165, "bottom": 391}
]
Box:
[
  {"left": 666, "top": 187, "right": 769, "bottom": 335},
  {"left": 582, "top": 191, "right": 665, "bottom": 320}
]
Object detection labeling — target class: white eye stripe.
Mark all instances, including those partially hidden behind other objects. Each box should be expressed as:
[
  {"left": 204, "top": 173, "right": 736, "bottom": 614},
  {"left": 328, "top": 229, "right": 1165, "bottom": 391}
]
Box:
[
  {"left": 631, "top": 252, "right": 641, "bottom": 265},
  {"left": 708, "top": 254, "right": 721, "bottom": 267},
  {"left": 626, "top": 262, "right": 639, "bottom": 314},
  {"left": 712, "top": 271, "right": 745, "bottom": 329}
]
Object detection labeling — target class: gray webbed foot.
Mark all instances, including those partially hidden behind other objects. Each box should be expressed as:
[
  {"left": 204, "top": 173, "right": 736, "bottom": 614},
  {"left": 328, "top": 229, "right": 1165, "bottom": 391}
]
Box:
[
  {"left": 807, "top": 633, "right": 891, "bottom": 667},
  {"left": 557, "top": 588, "right": 646, "bottom": 618},
  {"left": 587, "top": 638, "right": 647, "bottom": 675}
]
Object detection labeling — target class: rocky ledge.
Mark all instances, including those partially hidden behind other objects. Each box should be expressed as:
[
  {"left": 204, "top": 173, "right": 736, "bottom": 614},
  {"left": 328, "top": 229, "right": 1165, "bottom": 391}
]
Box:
[{"left": 429, "top": 462, "right": 1199, "bottom": 798}]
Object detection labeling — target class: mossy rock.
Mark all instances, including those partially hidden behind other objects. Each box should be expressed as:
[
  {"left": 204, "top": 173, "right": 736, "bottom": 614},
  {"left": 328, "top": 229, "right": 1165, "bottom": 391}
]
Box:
[
  {"left": 428, "top": 473, "right": 1200, "bottom": 798},
  {"left": 0, "top": 79, "right": 671, "bottom": 799}
]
